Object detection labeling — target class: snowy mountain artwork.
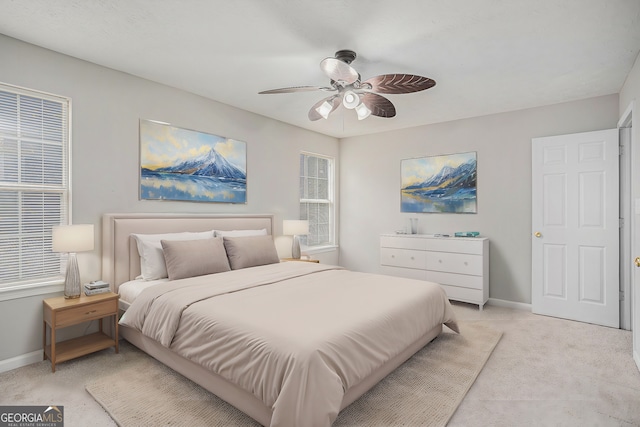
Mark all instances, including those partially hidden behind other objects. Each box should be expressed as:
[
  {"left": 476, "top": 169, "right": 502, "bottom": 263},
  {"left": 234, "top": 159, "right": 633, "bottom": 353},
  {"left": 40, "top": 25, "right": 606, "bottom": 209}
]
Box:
[
  {"left": 401, "top": 152, "right": 477, "bottom": 213},
  {"left": 139, "top": 120, "right": 247, "bottom": 203}
]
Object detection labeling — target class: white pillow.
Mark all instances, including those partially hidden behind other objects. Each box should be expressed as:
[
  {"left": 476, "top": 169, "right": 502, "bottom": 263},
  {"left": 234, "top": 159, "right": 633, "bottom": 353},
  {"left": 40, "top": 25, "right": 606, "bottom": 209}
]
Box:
[
  {"left": 214, "top": 228, "right": 267, "bottom": 237},
  {"left": 132, "top": 231, "right": 214, "bottom": 280}
]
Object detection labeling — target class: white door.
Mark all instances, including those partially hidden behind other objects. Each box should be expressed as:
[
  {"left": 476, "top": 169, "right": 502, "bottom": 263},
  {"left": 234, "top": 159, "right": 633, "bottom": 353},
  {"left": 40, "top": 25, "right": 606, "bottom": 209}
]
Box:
[
  {"left": 634, "top": 209, "right": 640, "bottom": 371},
  {"left": 532, "top": 129, "right": 619, "bottom": 328},
  {"left": 631, "top": 124, "right": 640, "bottom": 371}
]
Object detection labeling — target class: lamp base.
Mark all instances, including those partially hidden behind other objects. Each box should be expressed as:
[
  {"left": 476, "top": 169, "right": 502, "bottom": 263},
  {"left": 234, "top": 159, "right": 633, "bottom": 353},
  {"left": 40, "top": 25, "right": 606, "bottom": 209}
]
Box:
[
  {"left": 64, "top": 253, "right": 82, "bottom": 299},
  {"left": 291, "top": 235, "right": 301, "bottom": 259}
]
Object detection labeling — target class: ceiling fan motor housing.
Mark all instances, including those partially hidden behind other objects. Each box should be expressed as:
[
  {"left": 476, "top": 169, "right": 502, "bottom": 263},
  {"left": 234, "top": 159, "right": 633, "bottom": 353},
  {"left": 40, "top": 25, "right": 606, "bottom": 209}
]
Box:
[{"left": 335, "top": 49, "right": 357, "bottom": 64}]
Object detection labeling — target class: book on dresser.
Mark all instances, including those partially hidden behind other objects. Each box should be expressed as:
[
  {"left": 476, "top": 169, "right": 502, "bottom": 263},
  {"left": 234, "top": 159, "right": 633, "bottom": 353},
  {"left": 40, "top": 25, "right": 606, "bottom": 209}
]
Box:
[{"left": 379, "top": 233, "right": 489, "bottom": 310}]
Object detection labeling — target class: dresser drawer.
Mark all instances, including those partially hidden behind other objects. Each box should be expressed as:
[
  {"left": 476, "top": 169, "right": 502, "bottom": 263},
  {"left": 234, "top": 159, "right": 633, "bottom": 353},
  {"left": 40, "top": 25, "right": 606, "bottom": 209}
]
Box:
[
  {"left": 55, "top": 299, "right": 117, "bottom": 328},
  {"left": 422, "top": 238, "right": 484, "bottom": 255},
  {"left": 380, "top": 235, "right": 428, "bottom": 250},
  {"left": 380, "top": 247, "right": 427, "bottom": 269},
  {"left": 425, "top": 251, "right": 483, "bottom": 275},
  {"left": 381, "top": 235, "right": 485, "bottom": 254},
  {"left": 424, "top": 270, "right": 484, "bottom": 290}
]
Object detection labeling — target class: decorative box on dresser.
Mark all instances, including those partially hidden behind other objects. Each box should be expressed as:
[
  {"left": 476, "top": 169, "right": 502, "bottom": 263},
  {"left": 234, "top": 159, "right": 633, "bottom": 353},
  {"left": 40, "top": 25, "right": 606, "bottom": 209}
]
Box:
[{"left": 380, "top": 234, "right": 489, "bottom": 310}]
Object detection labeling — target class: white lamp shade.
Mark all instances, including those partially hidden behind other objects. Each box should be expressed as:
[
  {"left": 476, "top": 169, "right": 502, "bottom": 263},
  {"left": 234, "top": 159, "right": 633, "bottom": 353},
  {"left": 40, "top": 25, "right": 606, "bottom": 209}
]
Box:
[
  {"left": 355, "top": 102, "right": 371, "bottom": 120},
  {"left": 315, "top": 101, "right": 333, "bottom": 119},
  {"left": 52, "top": 224, "right": 95, "bottom": 253},
  {"left": 283, "top": 220, "right": 309, "bottom": 236}
]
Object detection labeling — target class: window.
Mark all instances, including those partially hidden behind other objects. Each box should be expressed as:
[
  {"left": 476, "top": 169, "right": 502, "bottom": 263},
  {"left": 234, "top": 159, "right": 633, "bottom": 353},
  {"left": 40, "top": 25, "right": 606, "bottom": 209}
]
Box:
[
  {"left": 0, "top": 83, "right": 70, "bottom": 292},
  {"left": 299, "top": 152, "right": 335, "bottom": 249}
]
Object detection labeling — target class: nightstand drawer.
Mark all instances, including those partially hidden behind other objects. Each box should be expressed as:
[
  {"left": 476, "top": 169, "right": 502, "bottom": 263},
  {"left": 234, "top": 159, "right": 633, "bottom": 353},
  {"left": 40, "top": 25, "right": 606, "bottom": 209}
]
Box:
[{"left": 55, "top": 299, "right": 117, "bottom": 328}]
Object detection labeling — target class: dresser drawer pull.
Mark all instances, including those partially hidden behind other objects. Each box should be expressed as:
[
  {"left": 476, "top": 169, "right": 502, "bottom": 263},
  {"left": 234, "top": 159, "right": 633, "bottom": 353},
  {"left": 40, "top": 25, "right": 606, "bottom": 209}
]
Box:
[
  {"left": 85, "top": 310, "right": 97, "bottom": 315},
  {"left": 438, "top": 259, "right": 442, "bottom": 263},
  {"left": 464, "top": 262, "right": 468, "bottom": 266},
  {"left": 410, "top": 256, "right": 415, "bottom": 260}
]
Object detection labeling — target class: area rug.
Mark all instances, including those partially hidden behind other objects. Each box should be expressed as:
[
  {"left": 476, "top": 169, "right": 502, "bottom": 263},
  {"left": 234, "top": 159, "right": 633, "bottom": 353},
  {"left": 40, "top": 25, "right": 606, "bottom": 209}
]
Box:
[{"left": 86, "top": 321, "right": 501, "bottom": 427}]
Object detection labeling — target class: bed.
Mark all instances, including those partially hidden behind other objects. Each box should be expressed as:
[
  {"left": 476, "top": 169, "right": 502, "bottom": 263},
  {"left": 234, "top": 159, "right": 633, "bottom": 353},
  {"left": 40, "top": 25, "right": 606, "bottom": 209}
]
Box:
[{"left": 102, "top": 213, "right": 458, "bottom": 427}]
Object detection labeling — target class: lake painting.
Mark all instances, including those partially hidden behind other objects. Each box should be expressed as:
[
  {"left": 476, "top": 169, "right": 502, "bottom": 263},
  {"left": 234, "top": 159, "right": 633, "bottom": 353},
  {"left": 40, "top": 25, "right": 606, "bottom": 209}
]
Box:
[
  {"left": 401, "top": 152, "right": 477, "bottom": 213},
  {"left": 140, "top": 120, "right": 247, "bottom": 203}
]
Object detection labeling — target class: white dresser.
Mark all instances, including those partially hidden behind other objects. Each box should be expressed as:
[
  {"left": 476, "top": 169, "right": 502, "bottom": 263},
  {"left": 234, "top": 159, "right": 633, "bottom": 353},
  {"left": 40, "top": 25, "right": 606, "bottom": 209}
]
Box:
[{"left": 379, "top": 234, "right": 489, "bottom": 310}]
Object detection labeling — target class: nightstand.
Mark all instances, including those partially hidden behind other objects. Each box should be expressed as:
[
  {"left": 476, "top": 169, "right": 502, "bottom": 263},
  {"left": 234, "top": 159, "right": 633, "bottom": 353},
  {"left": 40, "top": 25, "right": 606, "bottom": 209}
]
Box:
[
  {"left": 43, "top": 292, "right": 119, "bottom": 372},
  {"left": 281, "top": 258, "right": 320, "bottom": 263}
]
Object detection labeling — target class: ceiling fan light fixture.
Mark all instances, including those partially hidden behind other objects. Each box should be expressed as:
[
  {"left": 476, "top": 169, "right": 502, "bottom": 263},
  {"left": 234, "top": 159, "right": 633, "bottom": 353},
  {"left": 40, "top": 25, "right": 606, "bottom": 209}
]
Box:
[
  {"left": 355, "top": 103, "right": 371, "bottom": 120},
  {"left": 342, "top": 90, "right": 360, "bottom": 109},
  {"left": 315, "top": 100, "right": 333, "bottom": 119}
]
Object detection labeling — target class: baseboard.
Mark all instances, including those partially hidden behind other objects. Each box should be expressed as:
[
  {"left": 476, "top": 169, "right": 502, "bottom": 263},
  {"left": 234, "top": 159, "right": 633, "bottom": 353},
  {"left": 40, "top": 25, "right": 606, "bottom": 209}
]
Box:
[
  {"left": 0, "top": 350, "right": 43, "bottom": 374},
  {"left": 487, "top": 298, "right": 532, "bottom": 311}
]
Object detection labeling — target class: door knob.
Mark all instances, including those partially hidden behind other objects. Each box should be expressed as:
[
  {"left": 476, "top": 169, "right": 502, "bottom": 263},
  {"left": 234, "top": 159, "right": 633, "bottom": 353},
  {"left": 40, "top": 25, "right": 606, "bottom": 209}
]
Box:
[
  {"left": 635, "top": 256, "right": 640, "bottom": 268},
  {"left": 534, "top": 232, "right": 542, "bottom": 238}
]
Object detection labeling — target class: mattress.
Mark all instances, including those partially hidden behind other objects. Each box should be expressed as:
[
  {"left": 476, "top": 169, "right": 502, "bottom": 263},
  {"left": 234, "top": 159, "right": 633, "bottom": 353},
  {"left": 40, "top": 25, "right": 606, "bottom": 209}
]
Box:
[{"left": 117, "top": 278, "right": 168, "bottom": 311}]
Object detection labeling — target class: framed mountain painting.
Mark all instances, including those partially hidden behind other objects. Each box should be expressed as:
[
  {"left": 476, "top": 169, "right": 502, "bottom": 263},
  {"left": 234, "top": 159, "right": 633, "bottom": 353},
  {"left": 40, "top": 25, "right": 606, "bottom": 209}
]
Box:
[
  {"left": 401, "top": 151, "right": 477, "bottom": 213},
  {"left": 139, "top": 119, "right": 247, "bottom": 203}
]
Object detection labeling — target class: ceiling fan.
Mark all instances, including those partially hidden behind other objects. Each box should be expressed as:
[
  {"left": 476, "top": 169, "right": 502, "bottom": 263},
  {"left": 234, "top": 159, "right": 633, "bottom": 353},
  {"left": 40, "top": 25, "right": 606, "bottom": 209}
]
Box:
[{"left": 259, "top": 50, "right": 436, "bottom": 121}]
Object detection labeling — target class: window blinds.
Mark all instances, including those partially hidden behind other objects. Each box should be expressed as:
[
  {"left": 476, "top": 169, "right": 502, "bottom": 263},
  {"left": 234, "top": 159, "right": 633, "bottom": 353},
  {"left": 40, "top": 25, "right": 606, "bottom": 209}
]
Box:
[{"left": 0, "top": 84, "right": 70, "bottom": 287}]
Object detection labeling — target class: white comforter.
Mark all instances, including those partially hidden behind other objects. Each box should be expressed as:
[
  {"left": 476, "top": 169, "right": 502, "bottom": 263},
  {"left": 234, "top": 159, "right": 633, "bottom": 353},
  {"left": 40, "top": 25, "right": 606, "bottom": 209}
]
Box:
[{"left": 120, "top": 261, "right": 458, "bottom": 427}]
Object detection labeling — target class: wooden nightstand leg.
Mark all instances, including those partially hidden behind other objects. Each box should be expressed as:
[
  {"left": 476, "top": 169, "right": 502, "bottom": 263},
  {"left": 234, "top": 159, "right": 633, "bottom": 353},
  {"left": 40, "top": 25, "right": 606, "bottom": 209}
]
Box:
[
  {"left": 99, "top": 317, "right": 103, "bottom": 333},
  {"left": 42, "top": 321, "right": 46, "bottom": 361},
  {"left": 50, "top": 326, "right": 56, "bottom": 373},
  {"left": 114, "top": 315, "right": 119, "bottom": 353}
]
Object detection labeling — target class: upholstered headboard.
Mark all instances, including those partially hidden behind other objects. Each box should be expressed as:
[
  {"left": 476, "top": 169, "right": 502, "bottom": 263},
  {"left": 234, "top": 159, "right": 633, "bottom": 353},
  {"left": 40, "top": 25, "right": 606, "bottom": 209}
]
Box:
[{"left": 101, "top": 213, "right": 274, "bottom": 292}]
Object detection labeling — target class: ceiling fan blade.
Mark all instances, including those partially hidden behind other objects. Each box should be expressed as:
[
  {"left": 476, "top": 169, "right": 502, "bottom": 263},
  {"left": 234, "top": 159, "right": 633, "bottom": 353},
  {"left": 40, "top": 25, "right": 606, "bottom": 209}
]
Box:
[
  {"left": 259, "top": 86, "right": 332, "bottom": 94},
  {"left": 363, "top": 74, "right": 436, "bottom": 94},
  {"left": 320, "top": 58, "right": 359, "bottom": 85},
  {"left": 308, "top": 95, "right": 341, "bottom": 121},
  {"left": 360, "top": 93, "right": 396, "bottom": 118}
]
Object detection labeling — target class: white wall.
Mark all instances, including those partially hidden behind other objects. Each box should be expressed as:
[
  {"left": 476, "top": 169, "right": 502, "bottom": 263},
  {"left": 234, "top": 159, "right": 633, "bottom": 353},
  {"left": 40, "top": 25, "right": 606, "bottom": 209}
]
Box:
[
  {"left": 339, "top": 95, "right": 619, "bottom": 304},
  {"left": 0, "top": 35, "right": 339, "bottom": 363}
]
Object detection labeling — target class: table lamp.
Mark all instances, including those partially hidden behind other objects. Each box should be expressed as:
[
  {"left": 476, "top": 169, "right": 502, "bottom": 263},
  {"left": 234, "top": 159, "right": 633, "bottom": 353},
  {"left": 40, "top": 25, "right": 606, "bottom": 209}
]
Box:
[
  {"left": 52, "top": 224, "right": 95, "bottom": 298},
  {"left": 283, "top": 220, "right": 309, "bottom": 259}
]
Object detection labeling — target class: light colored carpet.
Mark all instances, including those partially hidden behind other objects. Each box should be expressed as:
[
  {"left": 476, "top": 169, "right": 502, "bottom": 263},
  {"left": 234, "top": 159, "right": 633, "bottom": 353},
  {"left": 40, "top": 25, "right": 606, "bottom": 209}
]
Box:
[
  {"left": 85, "top": 322, "right": 501, "bottom": 427},
  {"left": 5, "top": 303, "right": 637, "bottom": 426}
]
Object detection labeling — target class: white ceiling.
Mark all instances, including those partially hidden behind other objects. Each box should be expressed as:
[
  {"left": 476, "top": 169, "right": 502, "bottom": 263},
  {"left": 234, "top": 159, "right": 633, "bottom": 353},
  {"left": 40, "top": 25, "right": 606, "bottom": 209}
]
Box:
[{"left": 1, "top": 0, "right": 639, "bottom": 138}]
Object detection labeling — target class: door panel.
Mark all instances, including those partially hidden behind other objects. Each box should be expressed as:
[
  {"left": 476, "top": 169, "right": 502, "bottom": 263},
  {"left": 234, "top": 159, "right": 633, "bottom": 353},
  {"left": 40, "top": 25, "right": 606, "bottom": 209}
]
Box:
[
  {"left": 544, "top": 174, "right": 566, "bottom": 225},
  {"left": 579, "top": 245, "right": 605, "bottom": 303},
  {"left": 579, "top": 172, "right": 604, "bottom": 227},
  {"left": 532, "top": 129, "right": 619, "bottom": 328},
  {"left": 543, "top": 244, "right": 566, "bottom": 298}
]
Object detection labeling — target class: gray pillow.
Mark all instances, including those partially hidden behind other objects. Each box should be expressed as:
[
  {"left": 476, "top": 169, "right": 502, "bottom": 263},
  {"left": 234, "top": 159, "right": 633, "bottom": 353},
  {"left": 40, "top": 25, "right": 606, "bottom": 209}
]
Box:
[
  {"left": 161, "top": 237, "right": 230, "bottom": 280},
  {"left": 223, "top": 235, "right": 280, "bottom": 270}
]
